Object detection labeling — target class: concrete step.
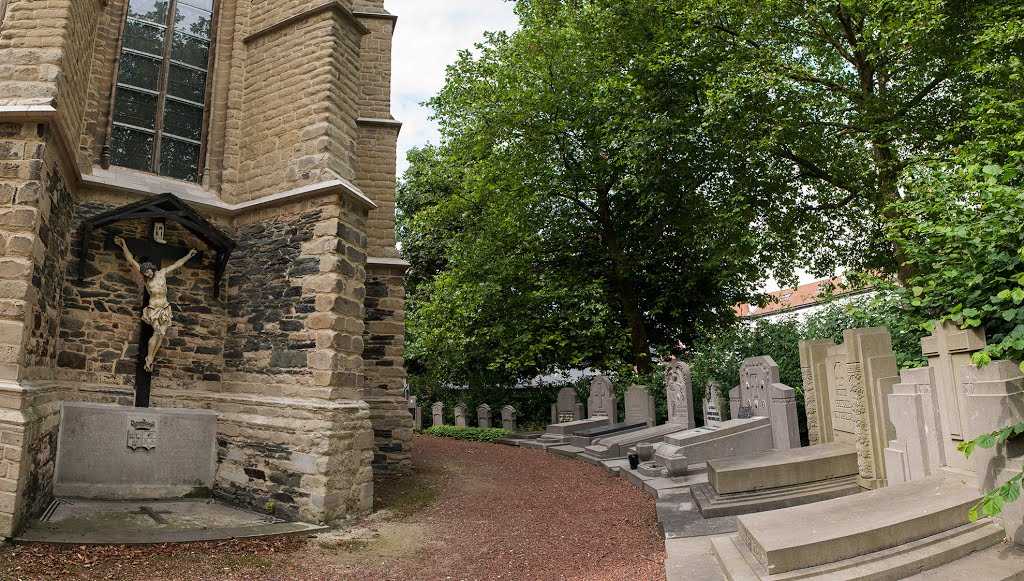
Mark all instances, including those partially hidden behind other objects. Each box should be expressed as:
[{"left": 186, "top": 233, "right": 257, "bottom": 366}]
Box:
[
  {"left": 735, "top": 476, "right": 983, "bottom": 575},
  {"left": 708, "top": 442, "right": 858, "bottom": 495},
  {"left": 547, "top": 445, "right": 584, "bottom": 457},
  {"left": 713, "top": 520, "right": 1005, "bottom": 580},
  {"left": 692, "top": 475, "right": 861, "bottom": 518},
  {"left": 903, "top": 539, "right": 1024, "bottom": 580}
]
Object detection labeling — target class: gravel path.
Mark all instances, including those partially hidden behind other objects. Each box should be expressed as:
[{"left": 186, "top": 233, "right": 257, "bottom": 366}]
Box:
[{"left": 0, "top": 435, "right": 665, "bottom": 580}]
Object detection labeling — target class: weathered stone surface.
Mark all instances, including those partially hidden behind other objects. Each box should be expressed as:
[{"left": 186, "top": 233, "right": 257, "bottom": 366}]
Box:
[
  {"left": 884, "top": 366, "right": 945, "bottom": 484},
  {"left": 624, "top": 384, "right": 656, "bottom": 427},
  {"left": 703, "top": 381, "right": 723, "bottom": 428},
  {"left": 587, "top": 375, "right": 617, "bottom": 422},
  {"left": 500, "top": 405, "right": 516, "bottom": 432},
  {"left": 476, "top": 404, "right": 491, "bottom": 428},
  {"left": 799, "top": 338, "right": 836, "bottom": 445},
  {"left": 454, "top": 403, "right": 467, "bottom": 427},
  {"left": 431, "top": 402, "right": 444, "bottom": 427},
  {"left": 551, "top": 387, "right": 583, "bottom": 424},
  {"left": 665, "top": 360, "right": 695, "bottom": 428}
]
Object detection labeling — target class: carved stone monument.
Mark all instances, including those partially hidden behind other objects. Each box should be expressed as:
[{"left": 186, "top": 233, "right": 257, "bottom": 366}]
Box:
[
  {"left": 587, "top": 375, "right": 618, "bottom": 422},
  {"left": 477, "top": 404, "right": 492, "bottom": 428},
  {"left": 454, "top": 403, "right": 468, "bottom": 427},
  {"left": 551, "top": 387, "right": 584, "bottom": 424},
  {"left": 501, "top": 405, "right": 517, "bottom": 432},
  {"left": 729, "top": 356, "right": 800, "bottom": 450},
  {"left": 844, "top": 327, "right": 900, "bottom": 489},
  {"left": 665, "top": 360, "right": 695, "bottom": 429},
  {"left": 703, "top": 381, "right": 723, "bottom": 428},
  {"left": 624, "top": 384, "right": 656, "bottom": 427},
  {"left": 800, "top": 338, "right": 837, "bottom": 445},
  {"left": 432, "top": 402, "right": 444, "bottom": 427}
]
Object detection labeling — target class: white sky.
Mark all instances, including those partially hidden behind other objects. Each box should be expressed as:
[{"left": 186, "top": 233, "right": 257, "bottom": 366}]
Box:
[{"left": 384, "top": 0, "right": 520, "bottom": 177}]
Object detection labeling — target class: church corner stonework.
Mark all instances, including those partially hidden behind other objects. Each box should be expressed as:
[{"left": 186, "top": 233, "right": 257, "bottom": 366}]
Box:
[{"left": 0, "top": 0, "right": 406, "bottom": 536}]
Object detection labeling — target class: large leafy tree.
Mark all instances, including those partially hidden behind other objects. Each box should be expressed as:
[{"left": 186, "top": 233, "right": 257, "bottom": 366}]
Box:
[
  {"left": 400, "top": 0, "right": 768, "bottom": 382},
  {"left": 673, "top": 0, "right": 981, "bottom": 281}
]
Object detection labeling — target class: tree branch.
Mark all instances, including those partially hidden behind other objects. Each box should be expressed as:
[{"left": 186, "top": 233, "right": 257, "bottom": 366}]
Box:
[{"left": 895, "top": 73, "right": 949, "bottom": 119}]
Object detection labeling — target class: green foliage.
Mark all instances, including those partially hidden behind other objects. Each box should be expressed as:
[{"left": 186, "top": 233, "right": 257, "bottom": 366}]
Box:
[
  {"left": 423, "top": 426, "right": 511, "bottom": 443},
  {"left": 803, "top": 293, "right": 929, "bottom": 369},
  {"left": 959, "top": 423, "right": 1024, "bottom": 521}
]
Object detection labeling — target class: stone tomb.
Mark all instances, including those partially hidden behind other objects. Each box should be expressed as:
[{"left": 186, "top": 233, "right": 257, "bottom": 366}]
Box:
[
  {"left": 454, "top": 404, "right": 468, "bottom": 427},
  {"left": 579, "top": 363, "right": 700, "bottom": 465},
  {"left": 432, "top": 402, "right": 444, "bottom": 427},
  {"left": 550, "top": 387, "right": 585, "bottom": 424},
  {"left": 477, "top": 404, "right": 492, "bottom": 428},
  {"left": 521, "top": 381, "right": 612, "bottom": 451},
  {"left": 54, "top": 403, "right": 217, "bottom": 500},
  {"left": 636, "top": 357, "right": 797, "bottom": 481},
  {"left": 693, "top": 328, "right": 900, "bottom": 518},
  {"left": 549, "top": 385, "right": 658, "bottom": 458},
  {"left": 501, "top": 405, "right": 517, "bottom": 432},
  {"left": 712, "top": 325, "right": 1024, "bottom": 579},
  {"left": 408, "top": 396, "right": 423, "bottom": 430},
  {"left": 587, "top": 376, "right": 618, "bottom": 422}
]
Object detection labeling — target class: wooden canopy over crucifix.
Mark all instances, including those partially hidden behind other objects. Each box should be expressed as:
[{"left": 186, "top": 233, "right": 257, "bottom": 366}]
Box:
[{"left": 77, "top": 193, "right": 236, "bottom": 296}]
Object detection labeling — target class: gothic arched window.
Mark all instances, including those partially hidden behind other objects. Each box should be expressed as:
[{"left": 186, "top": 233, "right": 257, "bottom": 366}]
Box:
[{"left": 110, "top": 0, "right": 214, "bottom": 182}]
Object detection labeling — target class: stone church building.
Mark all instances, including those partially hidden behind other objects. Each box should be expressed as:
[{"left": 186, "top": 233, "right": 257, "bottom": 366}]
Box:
[{"left": 0, "top": 0, "right": 410, "bottom": 537}]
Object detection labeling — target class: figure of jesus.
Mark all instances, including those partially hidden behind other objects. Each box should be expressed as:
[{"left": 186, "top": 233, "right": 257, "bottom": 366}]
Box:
[{"left": 114, "top": 236, "right": 197, "bottom": 371}]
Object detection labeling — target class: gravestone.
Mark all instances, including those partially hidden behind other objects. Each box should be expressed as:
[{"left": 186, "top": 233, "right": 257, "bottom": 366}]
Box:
[
  {"left": 587, "top": 375, "right": 618, "bottom": 422},
  {"left": 825, "top": 343, "right": 855, "bottom": 444},
  {"left": 844, "top": 327, "right": 900, "bottom": 489},
  {"left": 728, "top": 356, "right": 799, "bottom": 450},
  {"left": 408, "top": 395, "right": 422, "bottom": 429},
  {"left": 884, "top": 367, "right": 945, "bottom": 484},
  {"left": 922, "top": 321, "right": 987, "bottom": 472},
  {"left": 431, "top": 402, "right": 444, "bottom": 427},
  {"left": 501, "top": 405, "right": 517, "bottom": 432},
  {"left": 624, "top": 384, "right": 656, "bottom": 427},
  {"left": 799, "top": 339, "right": 837, "bottom": 445},
  {"left": 477, "top": 404, "right": 492, "bottom": 428},
  {"left": 703, "top": 381, "right": 723, "bottom": 428},
  {"left": 665, "top": 360, "right": 695, "bottom": 428},
  {"left": 454, "top": 403, "right": 468, "bottom": 427},
  {"left": 551, "top": 387, "right": 584, "bottom": 424}
]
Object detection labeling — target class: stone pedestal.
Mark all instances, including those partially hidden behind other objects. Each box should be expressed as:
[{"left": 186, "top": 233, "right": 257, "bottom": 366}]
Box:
[{"left": 54, "top": 402, "right": 216, "bottom": 500}]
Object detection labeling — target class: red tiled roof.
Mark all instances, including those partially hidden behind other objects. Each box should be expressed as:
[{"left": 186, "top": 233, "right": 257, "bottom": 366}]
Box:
[{"left": 735, "top": 277, "right": 846, "bottom": 317}]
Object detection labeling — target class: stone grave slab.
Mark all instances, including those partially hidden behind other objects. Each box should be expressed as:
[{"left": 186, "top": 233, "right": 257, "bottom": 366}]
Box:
[
  {"left": 431, "top": 402, "right": 444, "bottom": 426},
  {"left": 718, "top": 475, "right": 986, "bottom": 577},
  {"left": 54, "top": 403, "right": 216, "bottom": 500},
  {"left": 624, "top": 384, "right": 657, "bottom": 427},
  {"left": 549, "top": 420, "right": 648, "bottom": 457},
  {"left": 454, "top": 403, "right": 468, "bottom": 427},
  {"left": 587, "top": 375, "right": 618, "bottom": 422},
  {"left": 666, "top": 360, "right": 696, "bottom": 429},
  {"left": 518, "top": 417, "right": 611, "bottom": 451},
  {"left": 500, "top": 405, "right": 517, "bottom": 431},
  {"left": 408, "top": 395, "right": 422, "bottom": 429},
  {"left": 799, "top": 338, "right": 836, "bottom": 445},
  {"left": 477, "top": 404, "right": 492, "bottom": 428},
  {"left": 635, "top": 417, "right": 774, "bottom": 479},
  {"left": 706, "top": 442, "right": 858, "bottom": 495},
  {"left": 702, "top": 381, "right": 723, "bottom": 428},
  {"left": 550, "top": 387, "right": 585, "bottom": 424}
]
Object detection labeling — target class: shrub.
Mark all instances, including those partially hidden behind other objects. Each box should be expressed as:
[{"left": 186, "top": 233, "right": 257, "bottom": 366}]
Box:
[{"left": 423, "top": 426, "right": 511, "bottom": 442}]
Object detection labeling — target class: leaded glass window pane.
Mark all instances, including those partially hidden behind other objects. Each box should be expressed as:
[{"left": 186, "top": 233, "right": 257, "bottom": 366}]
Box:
[
  {"left": 163, "top": 99, "right": 203, "bottom": 141},
  {"left": 171, "top": 32, "right": 209, "bottom": 68},
  {"left": 175, "top": 3, "right": 212, "bottom": 39},
  {"left": 167, "top": 64, "right": 206, "bottom": 103},
  {"left": 118, "top": 53, "right": 161, "bottom": 90},
  {"left": 111, "top": 127, "right": 155, "bottom": 172},
  {"left": 128, "top": 0, "right": 168, "bottom": 25},
  {"left": 114, "top": 89, "right": 158, "bottom": 129},
  {"left": 124, "top": 20, "right": 165, "bottom": 56},
  {"left": 179, "top": 0, "right": 213, "bottom": 11},
  {"left": 160, "top": 137, "right": 201, "bottom": 181}
]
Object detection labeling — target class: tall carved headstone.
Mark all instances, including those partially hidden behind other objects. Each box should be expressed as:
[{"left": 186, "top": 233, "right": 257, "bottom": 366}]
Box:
[
  {"left": 501, "top": 405, "right": 517, "bottom": 432},
  {"left": 624, "top": 384, "right": 656, "bottom": 427},
  {"left": 477, "top": 404, "right": 492, "bottom": 428},
  {"left": 703, "top": 381, "right": 723, "bottom": 428},
  {"left": 800, "top": 339, "right": 837, "bottom": 445},
  {"left": 884, "top": 367, "right": 944, "bottom": 484},
  {"left": 431, "top": 402, "right": 444, "bottom": 427},
  {"left": 729, "top": 356, "right": 800, "bottom": 449},
  {"left": 844, "top": 327, "right": 900, "bottom": 489},
  {"left": 587, "top": 375, "right": 618, "bottom": 422},
  {"left": 922, "top": 321, "right": 987, "bottom": 472},
  {"left": 408, "top": 395, "right": 422, "bottom": 429},
  {"left": 825, "top": 344, "right": 855, "bottom": 445},
  {"left": 454, "top": 403, "right": 468, "bottom": 427},
  {"left": 665, "top": 360, "right": 695, "bottom": 428},
  {"left": 551, "top": 387, "right": 583, "bottom": 424}
]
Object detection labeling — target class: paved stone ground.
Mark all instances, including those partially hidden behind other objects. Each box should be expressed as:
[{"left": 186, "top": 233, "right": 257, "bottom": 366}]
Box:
[{"left": 0, "top": 435, "right": 665, "bottom": 580}]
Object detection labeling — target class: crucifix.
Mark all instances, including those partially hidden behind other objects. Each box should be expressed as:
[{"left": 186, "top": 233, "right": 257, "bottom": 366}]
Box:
[{"left": 108, "top": 234, "right": 202, "bottom": 407}]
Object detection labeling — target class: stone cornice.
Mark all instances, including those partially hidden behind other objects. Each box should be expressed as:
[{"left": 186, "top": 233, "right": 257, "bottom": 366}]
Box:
[
  {"left": 82, "top": 169, "right": 378, "bottom": 216},
  {"left": 0, "top": 104, "right": 83, "bottom": 183},
  {"left": 367, "top": 256, "right": 410, "bottom": 269},
  {"left": 244, "top": 1, "right": 371, "bottom": 45},
  {"left": 356, "top": 117, "right": 403, "bottom": 132},
  {"left": 352, "top": 10, "right": 398, "bottom": 30}
]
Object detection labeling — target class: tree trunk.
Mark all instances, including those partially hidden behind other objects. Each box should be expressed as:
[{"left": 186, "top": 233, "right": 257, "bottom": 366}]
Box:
[{"left": 596, "top": 189, "right": 653, "bottom": 373}]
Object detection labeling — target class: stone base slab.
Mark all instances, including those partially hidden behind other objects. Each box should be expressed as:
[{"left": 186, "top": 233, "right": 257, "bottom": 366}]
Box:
[
  {"left": 544, "top": 417, "right": 610, "bottom": 436},
  {"left": 54, "top": 403, "right": 216, "bottom": 500},
  {"left": 735, "top": 475, "right": 982, "bottom": 574},
  {"left": 708, "top": 442, "right": 858, "bottom": 495},
  {"left": 691, "top": 475, "right": 860, "bottom": 518}
]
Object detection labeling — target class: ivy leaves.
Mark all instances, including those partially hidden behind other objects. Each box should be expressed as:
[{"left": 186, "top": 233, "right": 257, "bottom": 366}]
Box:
[{"left": 959, "top": 423, "right": 1024, "bottom": 521}]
